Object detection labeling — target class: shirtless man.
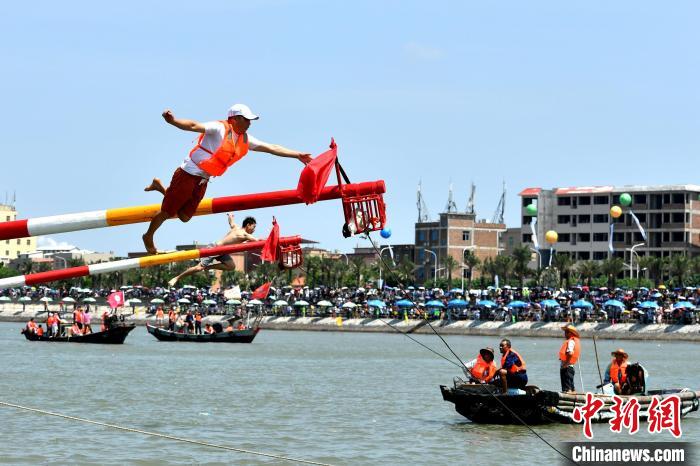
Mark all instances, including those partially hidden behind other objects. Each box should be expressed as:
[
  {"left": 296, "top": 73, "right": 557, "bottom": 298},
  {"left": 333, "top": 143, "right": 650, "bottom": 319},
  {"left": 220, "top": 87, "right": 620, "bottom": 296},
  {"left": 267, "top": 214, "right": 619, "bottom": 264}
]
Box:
[{"left": 167, "top": 213, "right": 257, "bottom": 287}]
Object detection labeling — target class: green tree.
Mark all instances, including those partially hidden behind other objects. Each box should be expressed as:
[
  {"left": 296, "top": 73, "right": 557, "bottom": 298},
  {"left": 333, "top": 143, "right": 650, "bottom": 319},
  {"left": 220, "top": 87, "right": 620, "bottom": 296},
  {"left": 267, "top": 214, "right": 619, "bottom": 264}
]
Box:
[
  {"left": 600, "top": 257, "right": 625, "bottom": 288},
  {"left": 441, "top": 255, "right": 459, "bottom": 286},
  {"left": 576, "top": 261, "right": 599, "bottom": 286},
  {"left": 510, "top": 245, "right": 532, "bottom": 287},
  {"left": 494, "top": 255, "right": 514, "bottom": 285},
  {"left": 478, "top": 257, "right": 495, "bottom": 287},
  {"left": 668, "top": 254, "right": 691, "bottom": 288},
  {"left": 552, "top": 253, "right": 574, "bottom": 288},
  {"left": 463, "top": 251, "right": 480, "bottom": 289}
]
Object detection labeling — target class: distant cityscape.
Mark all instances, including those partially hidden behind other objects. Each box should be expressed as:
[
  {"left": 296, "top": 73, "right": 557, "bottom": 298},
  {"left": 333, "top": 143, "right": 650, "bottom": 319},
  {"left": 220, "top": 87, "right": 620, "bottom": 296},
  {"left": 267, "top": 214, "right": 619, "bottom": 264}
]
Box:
[{"left": 3, "top": 181, "right": 700, "bottom": 285}]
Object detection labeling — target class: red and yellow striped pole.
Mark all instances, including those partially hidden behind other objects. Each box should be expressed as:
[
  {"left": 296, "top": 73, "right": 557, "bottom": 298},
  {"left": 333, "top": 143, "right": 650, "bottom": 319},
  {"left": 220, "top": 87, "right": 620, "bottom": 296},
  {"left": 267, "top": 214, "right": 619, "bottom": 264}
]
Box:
[
  {"left": 0, "top": 181, "right": 385, "bottom": 240},
  {"left": 0, "top": 236, "right": 301, "bottom": 289}
]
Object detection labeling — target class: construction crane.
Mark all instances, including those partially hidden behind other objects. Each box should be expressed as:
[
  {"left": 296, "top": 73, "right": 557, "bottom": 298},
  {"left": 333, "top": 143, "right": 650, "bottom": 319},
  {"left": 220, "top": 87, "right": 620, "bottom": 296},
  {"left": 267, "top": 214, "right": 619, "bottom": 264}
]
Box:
[
  {"left": 491, "top": 181, "right": 506, "bottom": 224},
  {"left": 417, "top": 180, "right": 430, "bottom": 222}
]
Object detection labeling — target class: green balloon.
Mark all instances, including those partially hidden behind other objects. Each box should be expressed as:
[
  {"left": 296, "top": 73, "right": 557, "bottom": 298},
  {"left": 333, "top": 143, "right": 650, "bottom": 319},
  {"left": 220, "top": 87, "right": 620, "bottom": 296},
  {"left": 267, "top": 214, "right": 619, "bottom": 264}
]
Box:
[
  {"left": 526, "top": 203, "right": 537, "bottom": 216},
  {"left": 620, "top": 193, "right": 632, "bottom": 207}
]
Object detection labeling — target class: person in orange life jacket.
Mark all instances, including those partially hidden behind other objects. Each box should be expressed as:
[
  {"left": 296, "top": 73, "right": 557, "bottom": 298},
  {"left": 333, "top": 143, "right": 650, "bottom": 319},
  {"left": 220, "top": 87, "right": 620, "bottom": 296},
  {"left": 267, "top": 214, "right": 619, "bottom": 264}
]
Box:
[
  {"left": 25, "top": 318, "right": 38, "bottom": 334},
  {"left": 142, "top": 104, "right": 312, "bottom": 255},
  {"left": 35, "top": 324, "right": 44, "bottom": 336},
  {"left": 70, "top": 322, "right": 82, "bottom": 336},
  {"left": 559, "top": 324, "right": 581, "bottom": 393},
  {"left": 204, "top": 323, "right": 215, "bottom": 334},
  {"left": 604, "top": 348, "right": 629, "bottom": 395},
  {"left": 463, "top": 347, "right": 497, "bottom": 384},
  {"left": 167, "top": 214, "right": 257, "bottom": 288},
  {"left": 497, "top": 339, "right": 528, "bottom": 394},
  {"left": 237, "top": 321, "right": 246, "bottom": 330}
]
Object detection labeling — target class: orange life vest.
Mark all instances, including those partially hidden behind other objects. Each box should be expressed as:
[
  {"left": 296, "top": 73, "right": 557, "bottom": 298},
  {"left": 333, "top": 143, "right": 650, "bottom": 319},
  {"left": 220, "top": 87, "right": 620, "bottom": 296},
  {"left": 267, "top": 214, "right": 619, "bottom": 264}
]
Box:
[
  {"left": 36, "top": 326, "right": 44, "bottom": 336},
  {"left": 191, "top": 120, "right": 249, "bottom": 177},
  {"left": 195, "top": 313, "right": 202, "bottom": 322},
  {"left": 609, "top": 359, "right": 628, "bottom": 384},
  {"left": 558, "top": 337, "right": 581, "bottom": 365},
  {"left": 470, "top": 355, "right": 497, "bottom": 382},
  {"left": 156, "top": 309, "right": 164, "bottom": 318},
  {"left": 27, "top": 321, "right": 37, "bottom": 331},
  {"left": 501, "top": 349, "right": 527, "bottom": 374}
]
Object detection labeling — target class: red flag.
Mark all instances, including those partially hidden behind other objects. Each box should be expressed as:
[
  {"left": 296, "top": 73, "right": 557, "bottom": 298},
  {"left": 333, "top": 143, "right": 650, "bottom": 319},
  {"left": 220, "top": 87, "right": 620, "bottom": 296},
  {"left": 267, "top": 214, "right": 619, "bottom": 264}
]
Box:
[
  {"left": 252, "top": 282, "right": 271, "bottom": 300},
  {"left": 107, "top": 291, "right": 125, "bottom": 309},
  {"left": 296, "top": 138, "right": 337, "bottom": 204},
  {"left": 260, "top": 217, "right": 280, "bottom": 262}
]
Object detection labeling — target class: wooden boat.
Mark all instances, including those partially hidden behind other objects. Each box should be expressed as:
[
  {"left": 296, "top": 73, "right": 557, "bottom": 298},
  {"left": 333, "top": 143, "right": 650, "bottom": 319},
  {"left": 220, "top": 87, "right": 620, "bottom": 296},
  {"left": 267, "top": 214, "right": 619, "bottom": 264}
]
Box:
[
  {"left": 440, "top": 381, "right": 700, "bottom": 425},
  {"left": 21, "top": 323, "right": 136, "bottom": 344},
  {"left": 146, "top": 323, "right": 259, "bottom": 343},
  {"left": 440, "top": 382, "right": 551, "bottom": 424}
]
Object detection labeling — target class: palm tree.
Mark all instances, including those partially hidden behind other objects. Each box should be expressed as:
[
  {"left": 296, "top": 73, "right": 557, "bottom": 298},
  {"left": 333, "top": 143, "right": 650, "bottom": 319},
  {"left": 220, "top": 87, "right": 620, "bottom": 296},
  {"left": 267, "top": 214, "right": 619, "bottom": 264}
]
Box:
[
  {"left": 576, "top": 261, "right": 599, "bottom": 286},
  {"left": 552, "top": 253, "right": 574, "bottom": 288},
  {"left": 463, "top": 251, "right": 480, "bottom": 289},
  {"left": 441, "top": 255, "right": 459, "bottom": 286},
  {"left": 492, "top": 255, "right": 514, "bottom": 285},
  {"left": 668, "top": 254, "right": 691, "bottom": 288},
  {"left": 395, "top": 257, "right": 417, "bottom": 285},
  {"left": 638, "top": 255, "right": 666, "bottom": 286},
  {"left": 478, "top": 257, "right": 495, "bottom": 287},
  {"left": 510, "top": 245, "right": 532, "bottom": 287},
  {"left": 349, "top": 257, "right": 366, "bottom": 287},
  {"left": 600, "top": 257, "right": 624, "bottom": 288}
]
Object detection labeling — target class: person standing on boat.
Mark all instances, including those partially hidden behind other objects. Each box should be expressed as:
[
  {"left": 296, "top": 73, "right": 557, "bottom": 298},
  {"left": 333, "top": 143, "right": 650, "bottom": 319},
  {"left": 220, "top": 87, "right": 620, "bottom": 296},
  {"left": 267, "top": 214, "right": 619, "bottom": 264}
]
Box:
[
  {"left": 603, "top": 348, "right": 628, "bottom": 395},
  {"left": 559, "top": 324, "right": 581, "bottom": 393},
  {"left": 464, "top": 347, "right": 498, "bottom": 384},
  {"left": 497, "top": 339, "right": 528, "bottom": 394},
  {"left": 141, "top": 105, "right": 312, "bottom": 255},
  {"left": 194, "top": 311, "right": 203, "bottom": 334}
]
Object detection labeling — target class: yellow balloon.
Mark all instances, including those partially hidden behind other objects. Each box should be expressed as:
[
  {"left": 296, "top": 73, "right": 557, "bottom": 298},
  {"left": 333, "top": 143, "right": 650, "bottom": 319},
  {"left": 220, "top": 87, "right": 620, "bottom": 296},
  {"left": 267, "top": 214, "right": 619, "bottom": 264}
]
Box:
[
  {"left": 610, "top": 205, "right": 622, "bottom": 218},
  {"left": 545, "top": 230, "right": 558, "bottom": 244}
]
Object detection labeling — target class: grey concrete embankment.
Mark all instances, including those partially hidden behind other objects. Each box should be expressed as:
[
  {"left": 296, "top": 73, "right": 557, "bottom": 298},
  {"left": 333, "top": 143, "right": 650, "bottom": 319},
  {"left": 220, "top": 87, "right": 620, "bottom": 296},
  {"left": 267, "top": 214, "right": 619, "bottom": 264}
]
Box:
[{"left": 2, "top": 304, "right": 699, "bottom": 341}]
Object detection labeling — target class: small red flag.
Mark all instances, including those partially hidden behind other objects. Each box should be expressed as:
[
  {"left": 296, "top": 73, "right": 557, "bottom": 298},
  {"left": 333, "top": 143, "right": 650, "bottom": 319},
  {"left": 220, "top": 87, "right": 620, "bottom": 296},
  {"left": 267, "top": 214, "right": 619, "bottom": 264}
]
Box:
[
  {"left": 296, "top": 138, "right": 337, "bottom": 204},
  {"left": 252, "top": 282, "right": 271, "bottom": 300},
  {"left": 107, "top": 291, "right": 125, "bottom": 309},
  {"left": 261, "top": 217, "right": 280, "bottom": 262}
]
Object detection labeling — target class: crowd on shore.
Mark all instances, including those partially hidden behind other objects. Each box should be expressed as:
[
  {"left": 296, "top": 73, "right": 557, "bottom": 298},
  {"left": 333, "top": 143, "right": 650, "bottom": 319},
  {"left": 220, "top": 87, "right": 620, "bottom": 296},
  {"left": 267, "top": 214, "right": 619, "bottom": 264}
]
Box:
[{"left": 3, "top": 282, "right": 700, "bottom": 325}]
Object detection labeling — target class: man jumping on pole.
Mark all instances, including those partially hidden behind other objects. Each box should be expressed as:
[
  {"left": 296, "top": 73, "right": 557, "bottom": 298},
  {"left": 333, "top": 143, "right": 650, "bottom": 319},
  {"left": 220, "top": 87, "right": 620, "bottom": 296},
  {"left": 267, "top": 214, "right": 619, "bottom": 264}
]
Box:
[{"left": 142, "top": 104, "right": 311, "bottom": 254}]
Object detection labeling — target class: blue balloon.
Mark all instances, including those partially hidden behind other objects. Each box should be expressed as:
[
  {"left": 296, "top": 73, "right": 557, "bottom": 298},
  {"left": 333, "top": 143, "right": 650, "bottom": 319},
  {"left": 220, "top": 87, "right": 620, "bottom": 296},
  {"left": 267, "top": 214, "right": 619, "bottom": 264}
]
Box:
[{"left": 380, "top": 228, "right": 392, "bottom": 239}]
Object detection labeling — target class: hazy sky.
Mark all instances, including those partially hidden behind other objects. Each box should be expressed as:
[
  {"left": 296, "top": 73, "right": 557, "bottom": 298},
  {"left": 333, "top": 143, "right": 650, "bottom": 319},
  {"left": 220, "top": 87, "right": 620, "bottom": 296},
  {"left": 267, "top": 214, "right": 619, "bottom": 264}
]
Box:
[{"left": 1, "top": 1, "right": 697, "bottom": 255}]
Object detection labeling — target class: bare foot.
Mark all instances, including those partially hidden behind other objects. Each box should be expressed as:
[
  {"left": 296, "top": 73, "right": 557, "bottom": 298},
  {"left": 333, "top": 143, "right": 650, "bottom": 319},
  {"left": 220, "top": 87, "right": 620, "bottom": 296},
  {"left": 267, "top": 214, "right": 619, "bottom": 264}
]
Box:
[
  {"left": 168, "top": 277, "right": 178, "bottom": 287},
  {"left": 144, "top": 178, "right": 165, "bottom": 194},
  {"left": 142, "top": 234, "right": 158, "bottom": 255}
]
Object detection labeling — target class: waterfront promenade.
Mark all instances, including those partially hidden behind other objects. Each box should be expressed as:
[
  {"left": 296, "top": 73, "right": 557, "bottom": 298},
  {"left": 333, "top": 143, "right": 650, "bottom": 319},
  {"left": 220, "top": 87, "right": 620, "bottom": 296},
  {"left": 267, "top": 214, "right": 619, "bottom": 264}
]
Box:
[{"left": 4, "top": 303, "right": 700, "bottom": 341}]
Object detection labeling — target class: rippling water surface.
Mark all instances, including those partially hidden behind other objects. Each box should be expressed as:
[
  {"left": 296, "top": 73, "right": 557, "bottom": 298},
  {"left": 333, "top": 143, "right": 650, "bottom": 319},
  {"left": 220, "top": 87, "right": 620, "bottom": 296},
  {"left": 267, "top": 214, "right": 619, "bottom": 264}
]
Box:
[{"left": 0, "top": 322, "right": 697, "bottom": 465}]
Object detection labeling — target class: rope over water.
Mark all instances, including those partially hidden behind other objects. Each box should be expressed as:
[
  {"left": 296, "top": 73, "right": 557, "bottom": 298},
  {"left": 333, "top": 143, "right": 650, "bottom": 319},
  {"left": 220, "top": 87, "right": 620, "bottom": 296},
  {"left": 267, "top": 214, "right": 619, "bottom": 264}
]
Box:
[
  {"left": 0, "top": 401, "right": 333, "bottom": 466},
  {"left": 363, "top": 233, "right": 580, "bottom": 466}
]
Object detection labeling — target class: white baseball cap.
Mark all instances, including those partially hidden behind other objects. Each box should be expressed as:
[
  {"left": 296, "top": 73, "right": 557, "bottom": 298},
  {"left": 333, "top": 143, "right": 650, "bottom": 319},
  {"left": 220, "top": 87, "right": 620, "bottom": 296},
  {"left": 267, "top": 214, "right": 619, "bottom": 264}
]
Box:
[{"left": 227, "top": 103, "right": 259, "bottom": 120}]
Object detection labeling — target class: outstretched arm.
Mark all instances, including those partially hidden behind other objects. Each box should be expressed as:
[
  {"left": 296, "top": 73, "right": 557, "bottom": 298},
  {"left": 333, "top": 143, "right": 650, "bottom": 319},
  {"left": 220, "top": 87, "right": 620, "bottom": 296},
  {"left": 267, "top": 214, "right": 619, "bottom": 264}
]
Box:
[
  {"left": 253, "top": 141, "right": 312, "bottom": 164},
  {"left": 162, "top": 109, "right": 206, "bottom": 133}
]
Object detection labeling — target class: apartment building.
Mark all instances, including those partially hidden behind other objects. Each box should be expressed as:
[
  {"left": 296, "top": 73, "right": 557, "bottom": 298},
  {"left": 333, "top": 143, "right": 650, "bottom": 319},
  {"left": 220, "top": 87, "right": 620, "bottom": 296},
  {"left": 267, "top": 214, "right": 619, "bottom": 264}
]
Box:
[
  {"left": 520, "top": 185, "right": 700, "bottom": 263},
  {"left": 415, "top": 212, "right": 506, "bottom": 283}
]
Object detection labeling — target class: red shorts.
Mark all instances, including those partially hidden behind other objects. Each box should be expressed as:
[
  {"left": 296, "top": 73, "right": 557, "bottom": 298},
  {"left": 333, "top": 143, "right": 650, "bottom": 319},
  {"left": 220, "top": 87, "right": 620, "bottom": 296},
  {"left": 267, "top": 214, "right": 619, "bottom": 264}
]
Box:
[{"left": 161, "top": 168, "right": 208, "bottom": 218}]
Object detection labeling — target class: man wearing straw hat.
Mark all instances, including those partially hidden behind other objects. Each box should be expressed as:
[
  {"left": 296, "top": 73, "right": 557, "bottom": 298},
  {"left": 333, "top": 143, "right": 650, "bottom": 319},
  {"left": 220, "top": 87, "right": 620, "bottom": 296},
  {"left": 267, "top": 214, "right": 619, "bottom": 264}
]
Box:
[
  {"left": 559, "top": 324, "right": 581, "bottom": 393},
  {"left": 604, "top": 348, "right": 629, "bottom": 395}
]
